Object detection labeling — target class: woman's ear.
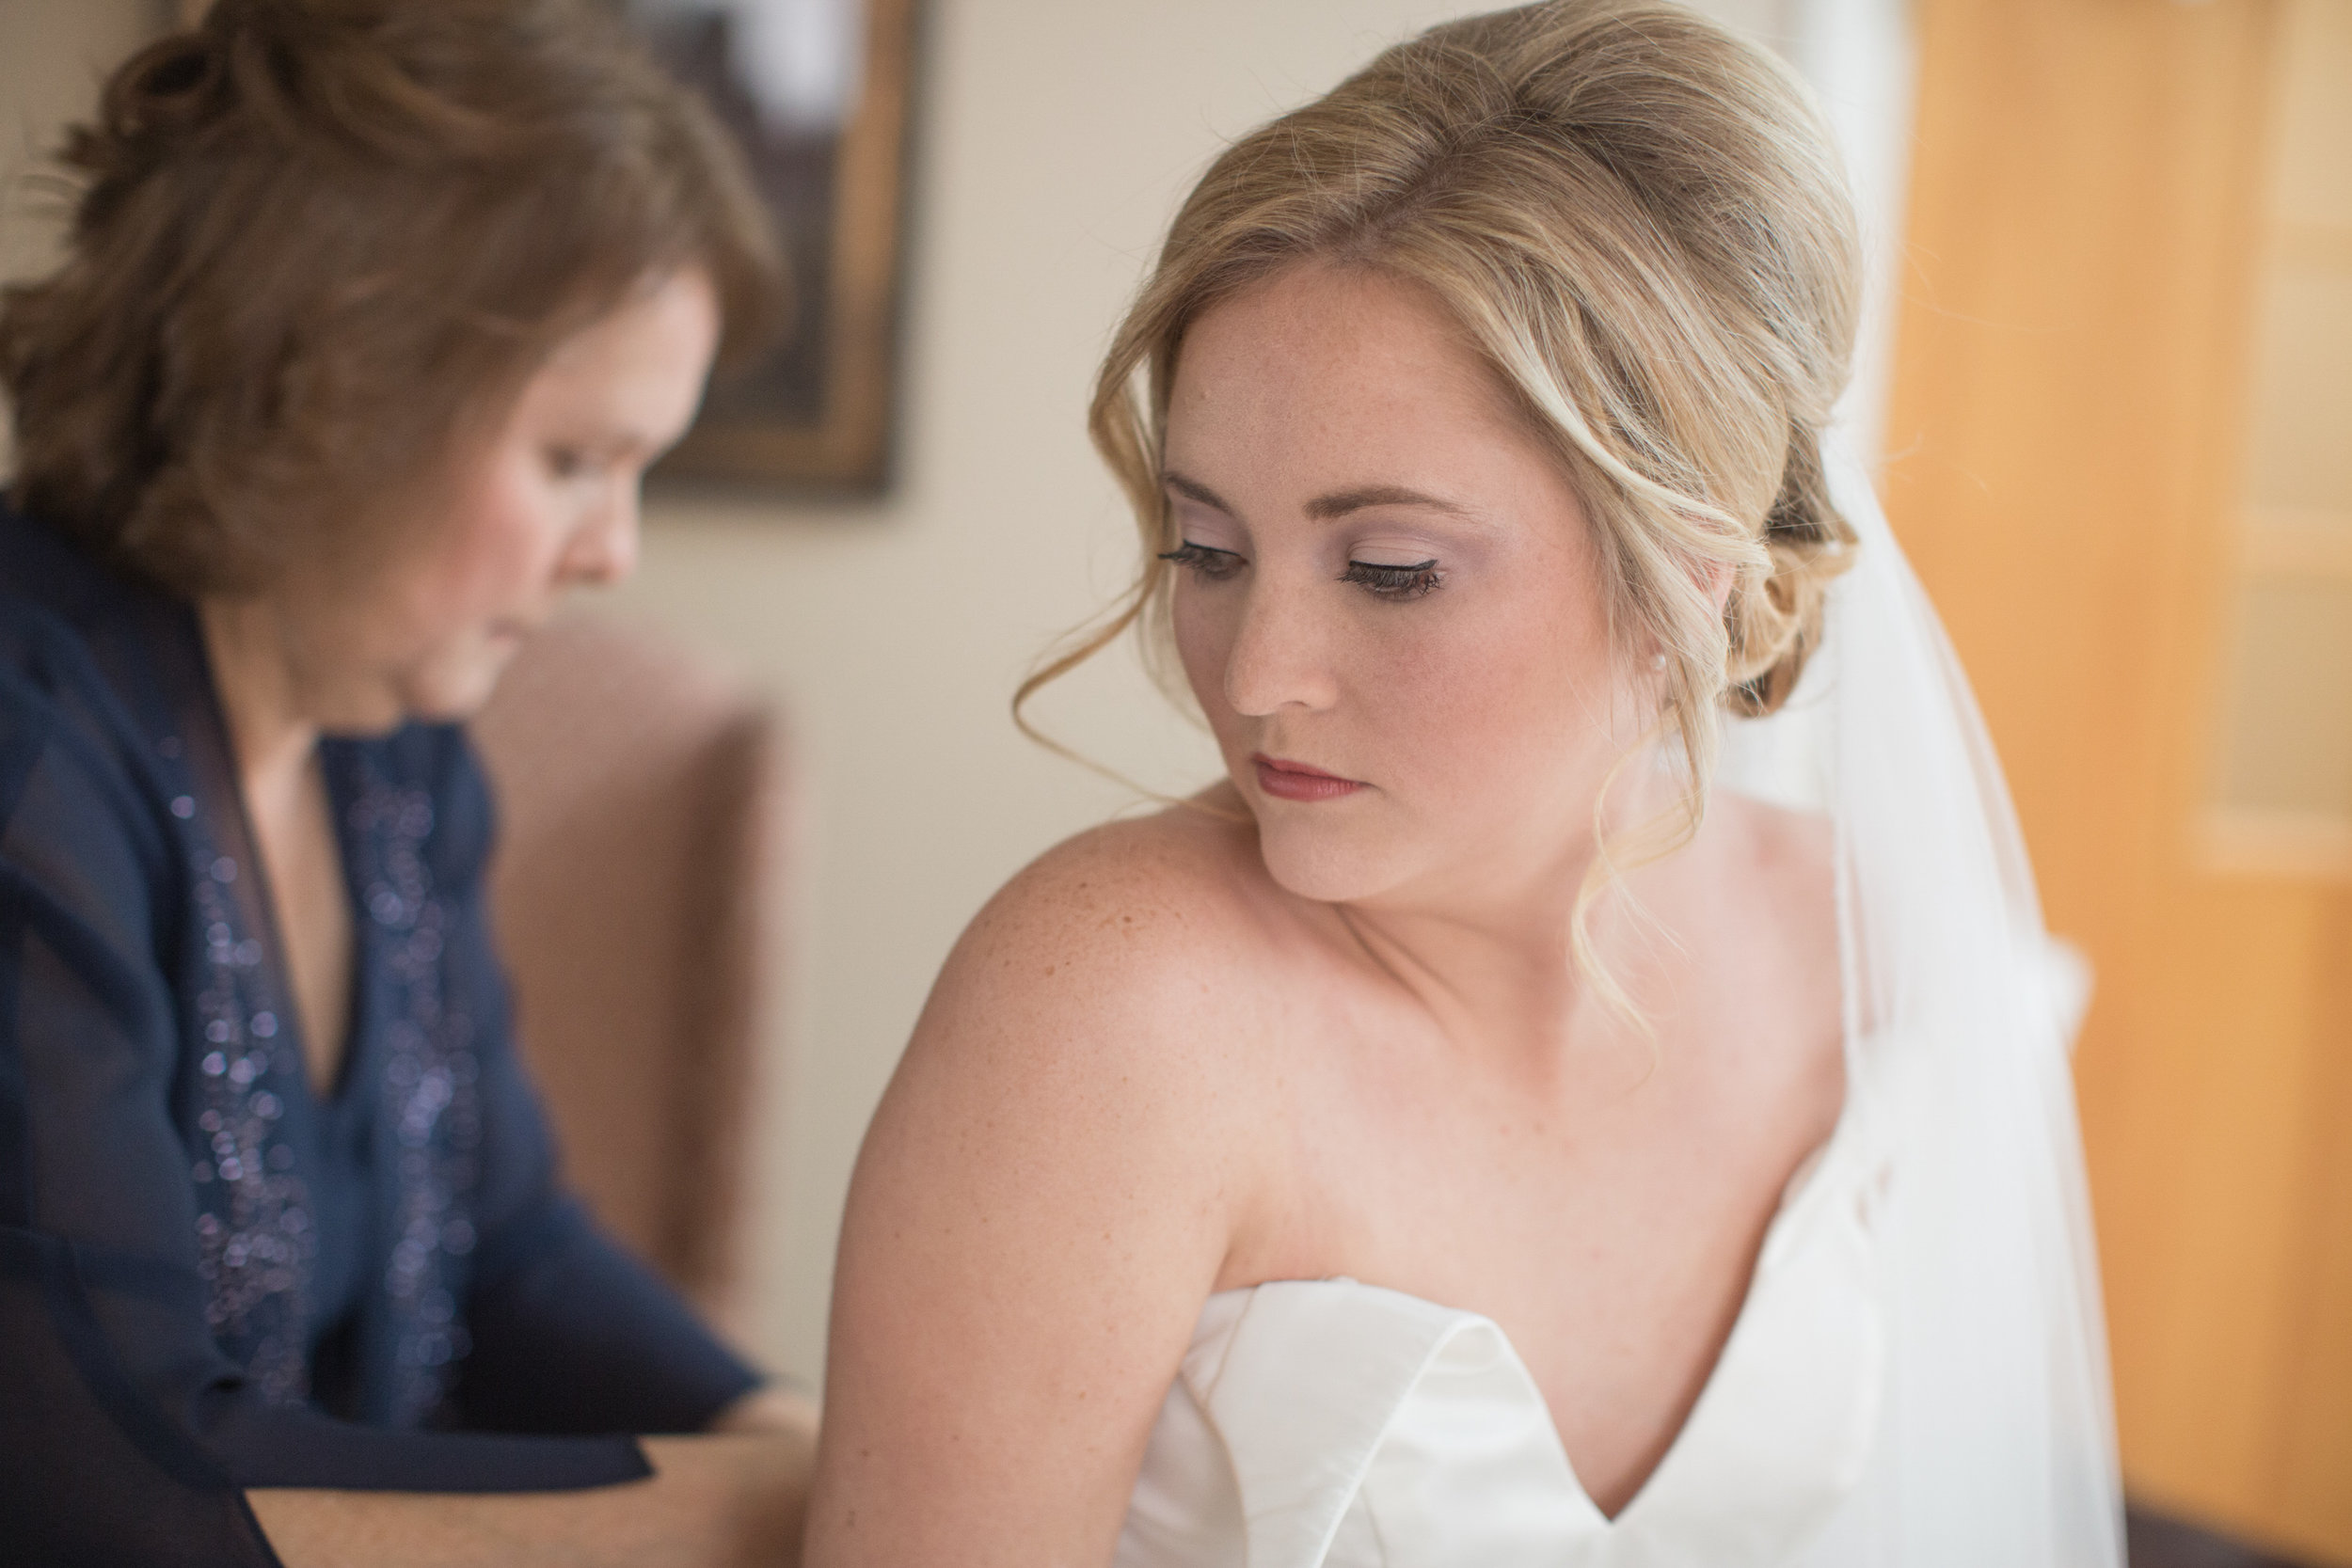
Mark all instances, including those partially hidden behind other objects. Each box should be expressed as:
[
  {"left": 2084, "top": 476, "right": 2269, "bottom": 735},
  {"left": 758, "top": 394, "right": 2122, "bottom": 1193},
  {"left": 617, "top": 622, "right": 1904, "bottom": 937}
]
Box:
[{"left": 1705, "top": 559, "right": 1735, "bottom": 617}]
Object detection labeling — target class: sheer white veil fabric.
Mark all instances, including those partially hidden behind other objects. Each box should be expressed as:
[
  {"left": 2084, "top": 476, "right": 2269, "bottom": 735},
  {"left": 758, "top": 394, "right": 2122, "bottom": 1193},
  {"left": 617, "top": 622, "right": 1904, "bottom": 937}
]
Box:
[{"left": 1721, "top": 443, "right": 2125, "bottom": 1567}]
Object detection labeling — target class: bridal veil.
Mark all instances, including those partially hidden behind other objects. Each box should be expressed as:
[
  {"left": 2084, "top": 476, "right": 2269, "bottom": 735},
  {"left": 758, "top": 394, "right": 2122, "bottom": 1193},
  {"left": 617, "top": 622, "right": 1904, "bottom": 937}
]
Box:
[{"left": 1721, "top": 442, "right": 2125, "bottom": 1567}]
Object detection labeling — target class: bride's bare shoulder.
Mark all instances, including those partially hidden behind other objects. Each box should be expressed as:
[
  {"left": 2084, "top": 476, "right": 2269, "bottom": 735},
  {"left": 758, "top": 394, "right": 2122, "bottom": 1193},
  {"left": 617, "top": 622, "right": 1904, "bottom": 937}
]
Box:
[
  {"left": 1703, "top": 787, "right": 1841, "bottom": 1037},
  {"left": 1710, "top": 789, "right": 1834, "bottom": 892},
  {"left": 985, "top": 790, "right": 1270, "bottom": 942},
  {"left": 906, "top": 789, "right": 1286, "bottom": 1076},
  {"left": 853, "top": 795, "right": 1285, "bottom": 1257}
]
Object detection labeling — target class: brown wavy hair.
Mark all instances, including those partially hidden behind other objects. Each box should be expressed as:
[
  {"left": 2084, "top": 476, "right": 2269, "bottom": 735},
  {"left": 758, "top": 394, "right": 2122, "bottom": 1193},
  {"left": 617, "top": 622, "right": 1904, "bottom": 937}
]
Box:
[
  {"left": 1019, "top": 0, "right": 1862, "bottom": 1019},
  {"left": 0, "top": 0, "right": 783, "bottom": 596}
]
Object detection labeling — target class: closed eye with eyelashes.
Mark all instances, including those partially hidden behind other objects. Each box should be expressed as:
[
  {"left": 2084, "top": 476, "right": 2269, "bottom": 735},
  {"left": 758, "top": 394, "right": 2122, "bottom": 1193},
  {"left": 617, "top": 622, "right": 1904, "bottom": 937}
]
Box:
[{"left": 1159, "top": 542, "right": 1443, "bottom": 600}]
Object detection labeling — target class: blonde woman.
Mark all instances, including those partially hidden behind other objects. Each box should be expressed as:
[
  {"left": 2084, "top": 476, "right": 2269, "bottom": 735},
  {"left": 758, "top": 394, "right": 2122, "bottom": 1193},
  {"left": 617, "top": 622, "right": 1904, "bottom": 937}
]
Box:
[{"left": 808, "top": 4, "right": 2120, "bottom": 1564}]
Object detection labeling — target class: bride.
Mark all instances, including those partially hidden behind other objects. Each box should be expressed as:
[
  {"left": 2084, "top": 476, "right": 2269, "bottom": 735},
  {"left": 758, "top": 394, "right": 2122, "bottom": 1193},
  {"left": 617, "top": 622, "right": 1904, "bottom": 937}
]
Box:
[{"left": 805, "top": 4, "right": 2121, "bottom": 1564}]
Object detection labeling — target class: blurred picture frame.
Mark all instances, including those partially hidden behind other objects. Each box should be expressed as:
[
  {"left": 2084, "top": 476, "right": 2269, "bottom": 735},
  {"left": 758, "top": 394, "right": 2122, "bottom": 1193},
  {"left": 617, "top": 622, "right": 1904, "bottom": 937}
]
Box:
[
  {"left": 170, "top": 0, "right": 920, "bottom": 494},
  {"left": 621, "top": 0, "right": 919, "bottom": 494}
]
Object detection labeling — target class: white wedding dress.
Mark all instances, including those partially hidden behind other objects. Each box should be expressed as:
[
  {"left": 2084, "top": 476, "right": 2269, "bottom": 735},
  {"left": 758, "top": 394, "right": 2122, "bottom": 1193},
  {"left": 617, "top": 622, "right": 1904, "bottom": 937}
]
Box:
[{"left": 1115, "top": 1072, "right": 1889, "bottom": 1568}]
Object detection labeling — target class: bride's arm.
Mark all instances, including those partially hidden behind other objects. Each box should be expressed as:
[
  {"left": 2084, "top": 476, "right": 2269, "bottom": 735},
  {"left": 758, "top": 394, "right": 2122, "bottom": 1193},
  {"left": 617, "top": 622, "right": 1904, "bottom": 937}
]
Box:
[{"left": 804, "top": 832, "right": 1265, "bottom": 1567}]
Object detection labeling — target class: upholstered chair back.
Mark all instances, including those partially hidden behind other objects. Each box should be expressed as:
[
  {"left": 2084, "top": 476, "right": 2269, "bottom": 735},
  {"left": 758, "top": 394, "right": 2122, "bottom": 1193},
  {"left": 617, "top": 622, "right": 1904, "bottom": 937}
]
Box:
[{"left": 469, "top": 613, "right": 783, "bottom": 1337}]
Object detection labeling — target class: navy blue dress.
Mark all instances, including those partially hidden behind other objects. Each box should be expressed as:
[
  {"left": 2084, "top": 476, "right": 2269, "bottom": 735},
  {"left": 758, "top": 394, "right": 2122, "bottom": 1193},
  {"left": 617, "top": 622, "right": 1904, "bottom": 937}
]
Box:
[{"left": 0, "top": 511, "right": 759, "bottom": 1564}]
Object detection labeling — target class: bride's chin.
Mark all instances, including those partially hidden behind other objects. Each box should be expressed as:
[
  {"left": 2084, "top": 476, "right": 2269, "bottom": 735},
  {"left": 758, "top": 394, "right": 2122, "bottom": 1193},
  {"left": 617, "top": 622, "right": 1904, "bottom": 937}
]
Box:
[{"left": 1251, "top": 821, "right": 1410, "bottom": 907}]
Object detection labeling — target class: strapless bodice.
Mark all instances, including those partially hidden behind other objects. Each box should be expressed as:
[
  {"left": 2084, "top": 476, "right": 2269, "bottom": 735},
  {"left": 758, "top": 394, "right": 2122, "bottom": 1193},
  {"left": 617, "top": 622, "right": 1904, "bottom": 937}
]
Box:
[{"left": 1114, "top": 1096, "right": 1886, "bottom": 1567}]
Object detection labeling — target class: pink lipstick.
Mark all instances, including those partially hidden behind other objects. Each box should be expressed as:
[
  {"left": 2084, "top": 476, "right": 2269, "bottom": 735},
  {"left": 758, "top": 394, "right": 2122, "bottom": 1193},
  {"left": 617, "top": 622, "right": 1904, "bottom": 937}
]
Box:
[{"left": 1251, "top": 753, "right": 1366, "bottom": 802}]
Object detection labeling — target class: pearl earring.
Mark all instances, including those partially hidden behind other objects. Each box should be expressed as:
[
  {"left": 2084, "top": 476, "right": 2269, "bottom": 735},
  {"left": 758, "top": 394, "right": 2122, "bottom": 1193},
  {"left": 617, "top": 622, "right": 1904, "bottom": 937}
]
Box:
[{"left": 1650, "top": 652, "right": 1668, "bottom": 672}]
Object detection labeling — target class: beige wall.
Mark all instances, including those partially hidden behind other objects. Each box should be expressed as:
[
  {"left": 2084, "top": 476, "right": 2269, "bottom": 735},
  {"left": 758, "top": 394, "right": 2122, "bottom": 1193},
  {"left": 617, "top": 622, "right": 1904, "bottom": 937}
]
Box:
[{"left": 0, "top": 0, "right": 1842, "bottom": 1387}]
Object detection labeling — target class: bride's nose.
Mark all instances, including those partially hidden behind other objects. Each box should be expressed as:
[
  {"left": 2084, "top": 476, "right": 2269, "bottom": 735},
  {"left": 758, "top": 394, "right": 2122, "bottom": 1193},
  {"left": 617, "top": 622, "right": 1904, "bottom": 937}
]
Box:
[{"left": 1224, "top": 576, "right": 1341, "bottom": 717}]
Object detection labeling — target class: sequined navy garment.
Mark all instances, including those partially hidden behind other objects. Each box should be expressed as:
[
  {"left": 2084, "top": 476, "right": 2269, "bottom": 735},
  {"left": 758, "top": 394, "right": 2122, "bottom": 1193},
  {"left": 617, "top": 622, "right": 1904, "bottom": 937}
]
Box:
[{"left": 0, "top": 509, "right": 759, "bottom": 1560}]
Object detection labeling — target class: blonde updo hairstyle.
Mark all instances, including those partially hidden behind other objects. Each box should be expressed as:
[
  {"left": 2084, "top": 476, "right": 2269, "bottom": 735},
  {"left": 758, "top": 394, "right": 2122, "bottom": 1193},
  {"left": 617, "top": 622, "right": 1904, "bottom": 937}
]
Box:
[{"left": 1021, "top": 0, "right": 1861, "bottom": 1010}]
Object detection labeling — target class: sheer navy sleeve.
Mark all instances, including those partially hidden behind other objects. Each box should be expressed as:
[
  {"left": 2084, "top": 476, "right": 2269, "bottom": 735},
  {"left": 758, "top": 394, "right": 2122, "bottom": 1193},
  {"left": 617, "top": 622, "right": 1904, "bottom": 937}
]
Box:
[{"left": 1, "top": 610, "right": 284, "bottom": 1563}]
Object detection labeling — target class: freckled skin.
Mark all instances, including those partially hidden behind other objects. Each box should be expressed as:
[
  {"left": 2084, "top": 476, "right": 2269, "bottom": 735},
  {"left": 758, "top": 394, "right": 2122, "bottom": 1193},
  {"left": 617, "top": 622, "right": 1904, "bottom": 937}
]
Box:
[{"left": 806, "top": 266, "right": 1844, "bottom": 1564}]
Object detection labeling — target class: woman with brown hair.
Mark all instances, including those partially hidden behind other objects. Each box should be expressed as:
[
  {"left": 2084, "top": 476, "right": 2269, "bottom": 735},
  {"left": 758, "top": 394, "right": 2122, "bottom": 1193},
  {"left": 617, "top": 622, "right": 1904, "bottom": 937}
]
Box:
[
  {"left": 808, "top": 3, "right": 2121, "bottom": 1564},
  {"left": 0, "top": 2, "right": 811, "bottom": 1562}
]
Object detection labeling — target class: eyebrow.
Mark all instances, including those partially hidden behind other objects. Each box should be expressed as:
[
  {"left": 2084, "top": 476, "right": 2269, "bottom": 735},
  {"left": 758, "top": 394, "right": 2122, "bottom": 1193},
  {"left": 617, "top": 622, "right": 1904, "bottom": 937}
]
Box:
[{"left": 1161, "top": 470, "right": 1475, "bottom": 521}]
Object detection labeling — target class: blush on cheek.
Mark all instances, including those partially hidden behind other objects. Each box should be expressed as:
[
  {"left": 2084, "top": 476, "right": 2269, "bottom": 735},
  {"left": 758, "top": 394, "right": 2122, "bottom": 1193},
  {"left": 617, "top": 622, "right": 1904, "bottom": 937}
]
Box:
[
  {"left": 429, "top": 473, "right": 564, "bottom": 616},
  {"left": 1172, "top": 596, "right": 1233, "bottom": 726}
]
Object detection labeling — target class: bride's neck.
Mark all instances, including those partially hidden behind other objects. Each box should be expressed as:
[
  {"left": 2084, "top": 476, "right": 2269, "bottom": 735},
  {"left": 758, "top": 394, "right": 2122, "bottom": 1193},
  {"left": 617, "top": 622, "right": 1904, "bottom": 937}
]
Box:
[{"left": 1331, "top": 769, "right": 1700, "bottom": 1058}]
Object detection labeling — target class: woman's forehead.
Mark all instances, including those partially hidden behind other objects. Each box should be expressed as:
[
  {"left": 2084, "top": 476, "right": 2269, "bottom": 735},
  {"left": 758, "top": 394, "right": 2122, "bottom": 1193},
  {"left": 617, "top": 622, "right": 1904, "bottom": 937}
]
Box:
[
  {"left": 1164, "top": 267, "right": 1564, "bottom": 512},
  {"left": 1170, "top": 269, "right": 1517, "bottom": 437}
]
